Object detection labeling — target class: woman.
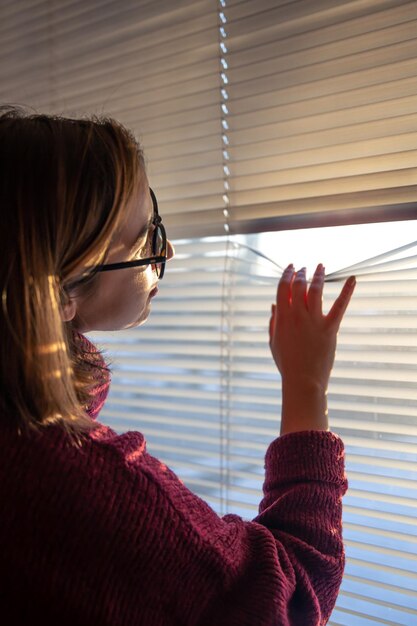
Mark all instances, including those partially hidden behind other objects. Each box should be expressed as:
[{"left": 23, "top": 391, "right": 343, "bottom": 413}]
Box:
[{"left": 0, "top": 106, "right": 355, "bottom": 625}]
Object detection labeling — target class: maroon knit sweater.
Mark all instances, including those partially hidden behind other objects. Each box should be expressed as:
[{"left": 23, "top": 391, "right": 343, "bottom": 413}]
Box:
[{"left": 0, "top": 334, "right": 347, "bottom": 626}]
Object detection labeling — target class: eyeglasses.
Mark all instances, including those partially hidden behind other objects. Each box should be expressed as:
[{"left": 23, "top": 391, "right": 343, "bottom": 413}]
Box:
[{"left": 95, "top": 187, "right": 167, "bottom": 279}]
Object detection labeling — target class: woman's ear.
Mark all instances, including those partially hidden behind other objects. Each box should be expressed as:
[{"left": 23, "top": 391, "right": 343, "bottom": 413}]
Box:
[{"left": 60, "top": 298, "right": 77, "bottom": 322}]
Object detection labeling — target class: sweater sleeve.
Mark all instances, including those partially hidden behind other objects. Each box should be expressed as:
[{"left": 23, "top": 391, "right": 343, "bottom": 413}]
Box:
[{"left": 83, "top": 426, "right": 347, "bottom": 626}]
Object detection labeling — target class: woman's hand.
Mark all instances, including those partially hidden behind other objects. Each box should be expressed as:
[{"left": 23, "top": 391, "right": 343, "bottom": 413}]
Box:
[{"left": 269, "top": 264, "right": 356, "bottom": 435}]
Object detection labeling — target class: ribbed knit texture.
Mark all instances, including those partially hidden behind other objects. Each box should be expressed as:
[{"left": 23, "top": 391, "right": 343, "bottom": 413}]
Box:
[{"left": 0, "top": 334, "right": 348, "bottom": 625}]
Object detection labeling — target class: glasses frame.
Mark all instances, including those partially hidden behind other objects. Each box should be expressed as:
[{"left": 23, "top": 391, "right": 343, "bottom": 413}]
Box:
[{"left": 94, "top": 187, "right": 167, "bottom": 279}]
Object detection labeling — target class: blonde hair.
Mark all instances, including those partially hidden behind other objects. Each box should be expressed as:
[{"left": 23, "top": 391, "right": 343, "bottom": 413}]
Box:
[{"left": 0, "top": 106, "right": 144, "bottom": 439}]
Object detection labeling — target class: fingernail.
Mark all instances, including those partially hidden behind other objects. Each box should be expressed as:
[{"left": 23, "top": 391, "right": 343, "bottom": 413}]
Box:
[
  {"left": 347, "top": 276, "right": 356, "bottom": 288},
  {"left": 285, "top": 263, "right": 294, "bottom": 271},
  {"left": 316, "top": 263, "right": 324, "bottom": 273}
]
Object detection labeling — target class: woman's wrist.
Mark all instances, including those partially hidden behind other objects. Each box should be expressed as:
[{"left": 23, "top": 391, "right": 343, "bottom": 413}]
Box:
[{"left": 280, "top": 378, "right": 329, "bottom": 435}]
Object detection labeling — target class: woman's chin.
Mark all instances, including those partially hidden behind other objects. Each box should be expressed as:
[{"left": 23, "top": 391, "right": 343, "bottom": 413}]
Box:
[
  {"left": 72, "top": 299, "right": 153, "bottom": 332},
  {"left": 125, "top": 304, "right": 151, "bottom": 329}
]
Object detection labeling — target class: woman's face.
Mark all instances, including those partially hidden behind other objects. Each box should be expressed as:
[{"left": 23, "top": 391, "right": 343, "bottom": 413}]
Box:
[{"left": 64, "top": 175, "right": 174, "bottom": 332}]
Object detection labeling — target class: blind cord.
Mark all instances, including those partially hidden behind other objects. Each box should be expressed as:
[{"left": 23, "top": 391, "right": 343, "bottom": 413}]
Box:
[{"left": 218, "top": 0, "right": 231, "bottom": 516}]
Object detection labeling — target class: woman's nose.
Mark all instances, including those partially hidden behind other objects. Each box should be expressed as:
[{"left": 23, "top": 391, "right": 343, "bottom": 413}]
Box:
[{"left": 166, "top": 239, "right": 175, "bottom": 261}]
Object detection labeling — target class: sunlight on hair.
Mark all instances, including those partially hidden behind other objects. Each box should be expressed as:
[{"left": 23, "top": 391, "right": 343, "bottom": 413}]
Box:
[
  {"left": 108, "top": 240, "right": 125, "bottom": 257},
  {"left": 1, "top": 287, "right": 7, "bottom": 313},
  {"left": 45, "top": 367, "right": 73, "bottom": 380},
  {"left": 36, "top": 341, "right": 67, "bottom": 355},
  {"left": 48, "top": 275, "right": 58, "bottom": 310}
]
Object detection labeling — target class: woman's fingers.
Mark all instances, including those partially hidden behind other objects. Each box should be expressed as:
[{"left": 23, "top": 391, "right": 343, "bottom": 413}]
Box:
[
  {"left": 291, "top": 267, "right": 307, "bottom": 310},
  {"left": 276, "top": 265, "right": 355, "bottom": 329},
  {"left": 326, "top": 276, "right": 356, "bottom": 329},
  {"left": 277, "top": 265, "right": 324, "bottom": 315},
  {"left": 276, "top": 264, "right": 294, "bottom": 311},
  {"left": 307, "top": 264, "right": 325, "bottom": 317}
]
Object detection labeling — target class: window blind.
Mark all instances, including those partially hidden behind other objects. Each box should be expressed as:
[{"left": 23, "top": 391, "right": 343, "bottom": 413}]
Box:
[
  {"left": 0, "top": 0, "right": 225, "bottom": 238},
  {"left": 2, "top": 0, "right": 417, "bottom": 236},
  {"left": 223, "top": 0, "right": 417, "bottom": 234},
  {"left": 90, "top": 225, "right": 417, "bottom": 626}
]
